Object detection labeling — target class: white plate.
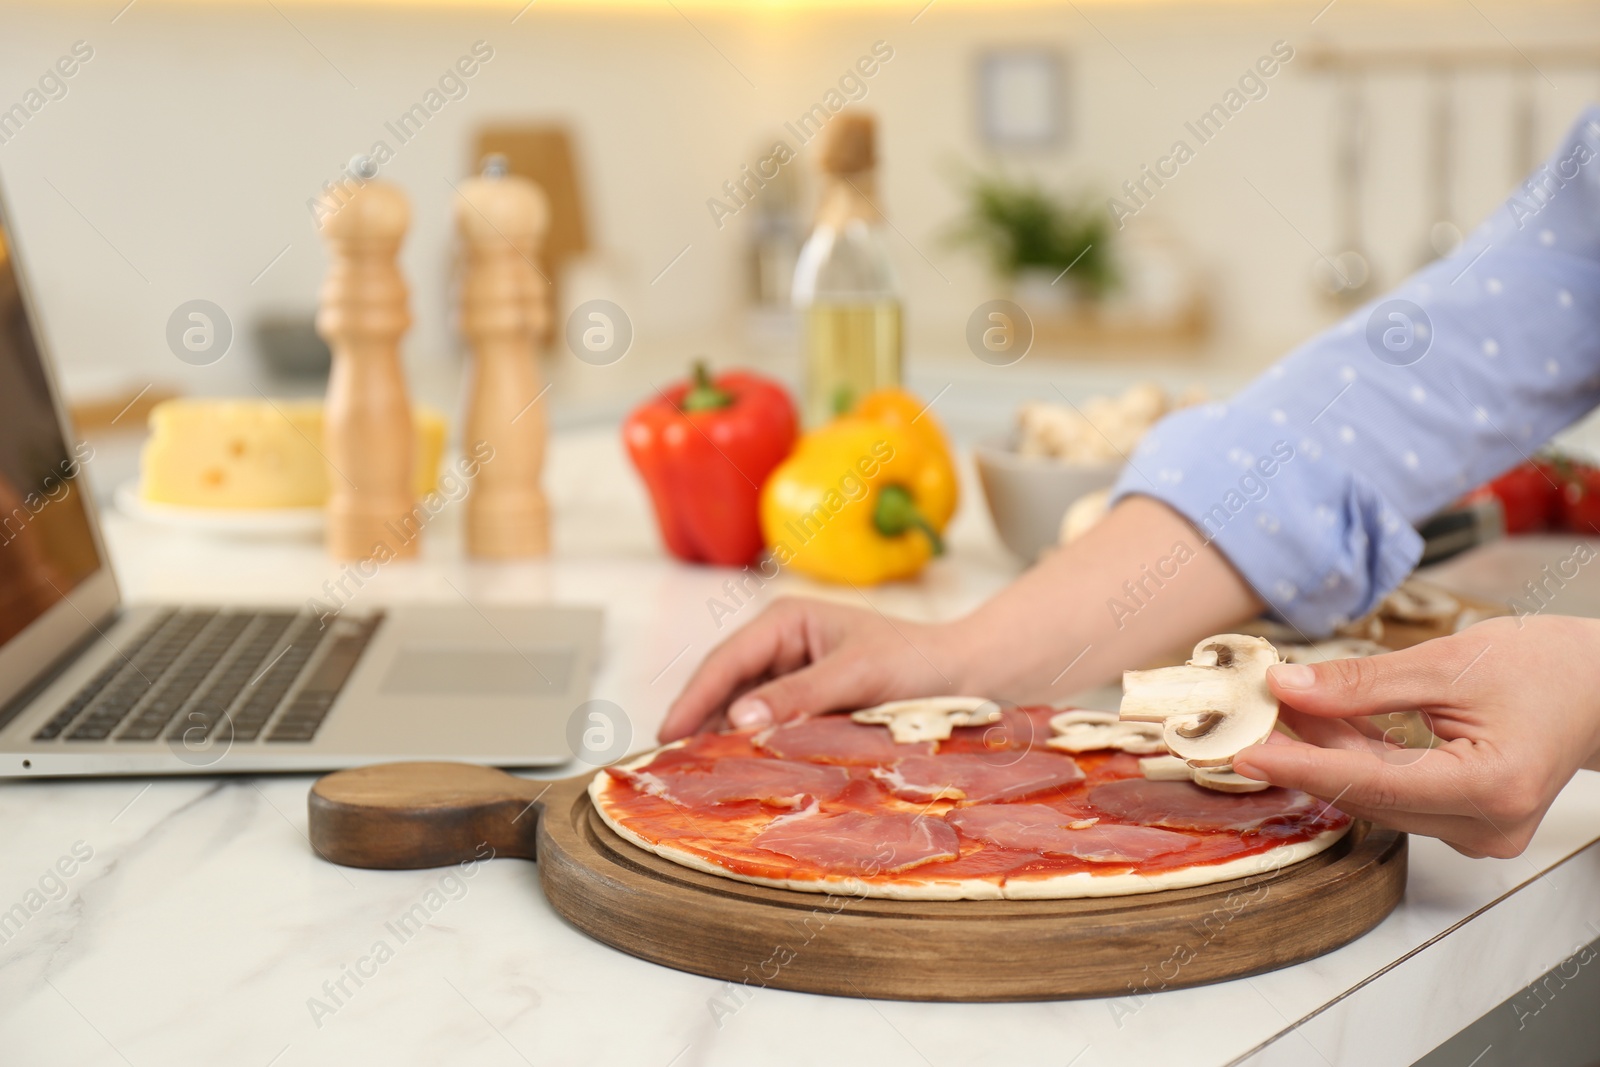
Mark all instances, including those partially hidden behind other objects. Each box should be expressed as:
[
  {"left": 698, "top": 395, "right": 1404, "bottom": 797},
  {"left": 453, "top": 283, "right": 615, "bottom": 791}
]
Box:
[{"left": 115, "top": 480, "right": 324, "bottom": 538}]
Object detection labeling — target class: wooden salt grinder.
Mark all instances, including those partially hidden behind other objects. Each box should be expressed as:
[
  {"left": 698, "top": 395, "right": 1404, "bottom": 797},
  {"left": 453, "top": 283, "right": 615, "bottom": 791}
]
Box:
[
  {"left": 316, "top": 173, "right": 418, "bottom": 562},
  {"left": 456, "top": 157, "right": 551, "bottom": 557}
]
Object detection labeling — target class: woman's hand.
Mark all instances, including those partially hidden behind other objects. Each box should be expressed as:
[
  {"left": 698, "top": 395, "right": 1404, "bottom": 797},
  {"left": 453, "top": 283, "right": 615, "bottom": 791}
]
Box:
[
  {"left": 660, "top": 496, "right": 1265, "bottom": 743},
  {"left": 658, "top": 597, "right": 969, "bottom": 742},
  {"left": 1234, "top": 615, "right": 1600, "bottom": 858}
]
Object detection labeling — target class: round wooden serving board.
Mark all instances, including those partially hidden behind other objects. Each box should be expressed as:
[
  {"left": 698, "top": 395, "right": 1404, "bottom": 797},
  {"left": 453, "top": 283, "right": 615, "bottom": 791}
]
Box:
[{"left": 308, "top": 761, "right": 1407, "bottom": 1002}]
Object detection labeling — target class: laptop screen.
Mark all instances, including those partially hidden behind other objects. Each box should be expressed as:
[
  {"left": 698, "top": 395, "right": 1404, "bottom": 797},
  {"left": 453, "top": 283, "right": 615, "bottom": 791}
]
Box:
[{"left": 0, "top": 221, "right": 102, "bottom": 646}]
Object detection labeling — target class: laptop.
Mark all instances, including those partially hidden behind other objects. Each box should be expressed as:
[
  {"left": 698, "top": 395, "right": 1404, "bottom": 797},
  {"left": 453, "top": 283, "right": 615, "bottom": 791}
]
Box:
[{"left": 0, "top": 185, "right": 602, "bottom": 778}]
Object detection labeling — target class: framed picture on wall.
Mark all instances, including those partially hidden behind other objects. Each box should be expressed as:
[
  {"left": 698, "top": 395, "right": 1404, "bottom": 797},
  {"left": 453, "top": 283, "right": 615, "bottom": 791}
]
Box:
[{"left": 978, "top": 48, "right": 1066, "bottom": 150}]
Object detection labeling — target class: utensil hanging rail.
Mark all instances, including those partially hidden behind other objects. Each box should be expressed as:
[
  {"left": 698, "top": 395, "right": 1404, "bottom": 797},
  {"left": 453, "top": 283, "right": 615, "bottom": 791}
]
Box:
[{"left": 1304, "top": 45, "right": 1600, "bottom": 73}]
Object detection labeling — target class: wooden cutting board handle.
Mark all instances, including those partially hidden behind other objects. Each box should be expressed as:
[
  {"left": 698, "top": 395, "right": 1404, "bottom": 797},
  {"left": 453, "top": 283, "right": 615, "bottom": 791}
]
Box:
[{"left": 308, "top": 762, "right": 552, "bottom": 870}]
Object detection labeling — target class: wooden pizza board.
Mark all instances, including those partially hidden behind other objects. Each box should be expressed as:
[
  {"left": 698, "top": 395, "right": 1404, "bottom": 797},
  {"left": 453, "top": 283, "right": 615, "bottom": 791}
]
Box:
[
  {"left": 1360, "top": 587, "right": 1506, "bottom": 650},
  {"left": 308, "top": 761, "right": 1407, "bottom": 1002}
]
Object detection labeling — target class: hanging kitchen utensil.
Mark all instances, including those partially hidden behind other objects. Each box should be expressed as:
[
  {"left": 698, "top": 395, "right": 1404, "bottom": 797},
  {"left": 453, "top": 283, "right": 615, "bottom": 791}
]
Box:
[
  {"left": 1418, "top": 66, "right": 1462, "bottom": 264},
  {"left": 1318, "top": 73, "right": 1378, "bottom": 305}
]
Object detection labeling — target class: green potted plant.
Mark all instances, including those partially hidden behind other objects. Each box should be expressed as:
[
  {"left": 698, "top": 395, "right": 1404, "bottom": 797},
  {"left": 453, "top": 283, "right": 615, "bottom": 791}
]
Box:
[{"left": 947, "top": 171, "right": 1117, "bottom": 310}]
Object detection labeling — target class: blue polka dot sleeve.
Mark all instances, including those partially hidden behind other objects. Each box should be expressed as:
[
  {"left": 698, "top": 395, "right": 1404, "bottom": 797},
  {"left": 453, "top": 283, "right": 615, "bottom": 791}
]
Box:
[{"left": 1110, "top": 105, "right": 1600, "bottom": 636}]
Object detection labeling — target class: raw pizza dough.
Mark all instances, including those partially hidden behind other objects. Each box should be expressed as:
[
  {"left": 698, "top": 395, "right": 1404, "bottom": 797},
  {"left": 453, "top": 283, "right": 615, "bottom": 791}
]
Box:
[{"left": 588, "top": 715, "right": 1352, "bottom": 902}]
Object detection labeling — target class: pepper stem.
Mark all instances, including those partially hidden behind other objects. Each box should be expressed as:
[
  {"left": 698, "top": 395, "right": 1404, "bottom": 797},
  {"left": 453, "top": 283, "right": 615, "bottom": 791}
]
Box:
[
  {"left": 873, "top": 484, "right": 944, "bottom": 555},
  {"left": 682, "top": 360, "right": 734, "bottom": 412}
]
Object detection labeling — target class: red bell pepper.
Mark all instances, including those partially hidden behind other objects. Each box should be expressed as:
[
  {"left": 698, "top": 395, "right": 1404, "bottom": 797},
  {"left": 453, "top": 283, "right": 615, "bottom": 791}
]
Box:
[{"left": 624, "top": 362, "right": 798, "bottom": 566}]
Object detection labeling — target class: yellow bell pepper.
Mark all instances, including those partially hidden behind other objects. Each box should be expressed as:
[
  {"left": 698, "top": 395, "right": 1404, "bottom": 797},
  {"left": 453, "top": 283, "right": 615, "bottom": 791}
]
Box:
[
  {"left": 760, "top": 408, "right": 958, "bottom": 585},
  {"left": 851, "top": 388, "right": 960, "bottom": 525}
]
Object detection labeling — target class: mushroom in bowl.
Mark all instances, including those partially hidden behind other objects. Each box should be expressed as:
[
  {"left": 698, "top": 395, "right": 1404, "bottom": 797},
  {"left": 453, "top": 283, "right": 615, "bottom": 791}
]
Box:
[{"left": 976, "top": 383, "right": 1204, "bottom": 562}]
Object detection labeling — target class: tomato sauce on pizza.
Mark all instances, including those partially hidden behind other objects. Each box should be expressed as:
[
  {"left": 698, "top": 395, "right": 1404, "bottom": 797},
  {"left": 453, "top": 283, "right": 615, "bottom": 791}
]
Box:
[{"left": 590, "top": 708, "right": 1351, "bottom": 900}]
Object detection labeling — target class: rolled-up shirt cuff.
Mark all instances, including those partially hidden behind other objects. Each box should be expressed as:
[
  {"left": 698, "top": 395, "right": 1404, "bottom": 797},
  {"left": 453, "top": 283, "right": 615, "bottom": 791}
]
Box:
[{"left": 1107, "top": 402, "right": 1423, "bottom": 636}]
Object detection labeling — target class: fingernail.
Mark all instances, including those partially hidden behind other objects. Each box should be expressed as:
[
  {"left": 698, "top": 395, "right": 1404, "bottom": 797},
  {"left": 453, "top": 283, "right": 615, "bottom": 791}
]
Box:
[
  {"left": 1270, "top": 663, "right": 1315, "bottom": 689},
  {"left": 729, "top": 699, "right": 773, "bottom": 730},
  {"left": 1231, "top": 758, "right": 1266, "bottom": 781}
]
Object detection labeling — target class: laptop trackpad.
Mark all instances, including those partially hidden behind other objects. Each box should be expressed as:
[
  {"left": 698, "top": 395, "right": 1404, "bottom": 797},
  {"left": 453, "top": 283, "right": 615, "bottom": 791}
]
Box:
[{"left": 380, "top": 646, "right": 573, "bottom": 696}]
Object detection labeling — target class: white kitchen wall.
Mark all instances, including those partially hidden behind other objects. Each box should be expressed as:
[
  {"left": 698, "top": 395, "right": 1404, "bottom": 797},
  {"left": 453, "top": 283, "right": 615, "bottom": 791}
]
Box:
[{"left": 1, "top": 0, "right": 1597, "bottom": 411}]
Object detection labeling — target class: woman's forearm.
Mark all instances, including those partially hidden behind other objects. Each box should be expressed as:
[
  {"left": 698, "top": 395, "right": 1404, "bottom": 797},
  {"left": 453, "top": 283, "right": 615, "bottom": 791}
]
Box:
[
  {"left": 951, "top": 495, "right": 1263, "bottom": 702},
  {"left": 1094, "top": 107, "right": 1600, "bottom": 638}
]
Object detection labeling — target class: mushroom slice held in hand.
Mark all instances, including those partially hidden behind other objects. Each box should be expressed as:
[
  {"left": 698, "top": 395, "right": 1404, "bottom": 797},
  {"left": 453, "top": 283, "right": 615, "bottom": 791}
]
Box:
[
  {"left": 1047, "top": 709, "right": 1166, "bottom": 754},
  {"left": 851, "top": 697, "right": 1001, "bottom": 744},
  {"left": 1190, "top": 766, "right": 1270, "bottom": 794},
  {"left": 1119, "top": 634, "right": 1281, "bottom": 769}
]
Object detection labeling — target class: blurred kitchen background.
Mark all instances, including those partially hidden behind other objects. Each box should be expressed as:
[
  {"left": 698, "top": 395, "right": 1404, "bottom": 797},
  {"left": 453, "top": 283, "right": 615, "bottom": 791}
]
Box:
[{"left": 6, "top": 0, "right": 1600, "bottom": 467}]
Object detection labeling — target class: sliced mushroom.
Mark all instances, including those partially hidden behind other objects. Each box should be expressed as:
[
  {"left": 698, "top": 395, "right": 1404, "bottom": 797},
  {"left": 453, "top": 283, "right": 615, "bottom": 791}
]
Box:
[
  {"left": 851, "top": 697, "right": 1000, "bottom": 744},
  {"left": 1120, "top": 634, "right": 1281, "bottom": 769},
  {"left": 1279, "top": 638, "right": 1389, "bottom": 664},
  {"left": 1049, "top": 709, "right": 1164, "bottom": 754},
  {"left": 1137, "top": 754, "right": 1194, "bottom": 781},
  {"left": 1190, "top": 766, "right": 1271, "bottom": 794},
  {"left": 1046, "top": 717, "right": 1166, "bottom": 755},
  {"left": 1138, "top": 753, "right": 1269, "bottom": 793},
  {"left": 1336, "top": 614, "right": 1386, "bottom": 642},
  {"left": 1379, "top": 578, "right": 1460, "bottom": 625},
  {"left": 1048, "top": 710, "right": 1118, "bottom": 729},
  {"left": 1059, "top": 487, "right": 1112, "bottom": 545}
]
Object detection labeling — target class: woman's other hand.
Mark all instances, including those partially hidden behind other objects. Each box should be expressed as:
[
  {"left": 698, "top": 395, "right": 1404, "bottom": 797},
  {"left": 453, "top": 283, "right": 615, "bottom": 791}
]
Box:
[{"left": 1235, "top": 615, "right": 1600, "bottom": 857}]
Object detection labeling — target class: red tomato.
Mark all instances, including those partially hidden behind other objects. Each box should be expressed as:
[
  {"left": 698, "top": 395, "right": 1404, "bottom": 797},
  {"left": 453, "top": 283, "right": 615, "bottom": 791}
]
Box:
[
  {"left": 1557, "top": 464, "right": 1600, "bottom": 536},
  {"left": 1475, "top": 462, "right": 1561, "bottom": 534}
]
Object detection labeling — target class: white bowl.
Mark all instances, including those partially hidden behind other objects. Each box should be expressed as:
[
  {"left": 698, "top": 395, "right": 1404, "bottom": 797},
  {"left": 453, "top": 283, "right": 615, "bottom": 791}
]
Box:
[{"left": 973, "top": 439, "right": 1119, "bottom": 563}]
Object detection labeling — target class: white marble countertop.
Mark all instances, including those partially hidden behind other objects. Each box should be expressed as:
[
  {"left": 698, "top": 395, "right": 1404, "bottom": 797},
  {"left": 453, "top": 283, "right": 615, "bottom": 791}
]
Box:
[{"left": 2, "top": 428, "right": 1598, "bottom": 1067}]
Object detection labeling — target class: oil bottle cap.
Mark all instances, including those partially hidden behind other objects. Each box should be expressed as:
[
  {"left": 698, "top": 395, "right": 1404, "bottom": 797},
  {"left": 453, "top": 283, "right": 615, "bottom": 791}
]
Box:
[{"left": 820, "top": 111, "right": 876, "bottom": 175}]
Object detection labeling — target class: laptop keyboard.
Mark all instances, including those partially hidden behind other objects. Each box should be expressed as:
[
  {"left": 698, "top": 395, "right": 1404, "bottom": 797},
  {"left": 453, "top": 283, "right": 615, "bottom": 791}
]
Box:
[{"left": 31, "top": 609, "right": 380, "bottom": 746}]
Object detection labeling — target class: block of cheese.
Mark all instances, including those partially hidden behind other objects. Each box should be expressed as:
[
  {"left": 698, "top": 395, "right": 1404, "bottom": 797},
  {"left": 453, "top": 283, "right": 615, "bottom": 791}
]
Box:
[{"left": 139, "top": 399, "right": 447, "bottom": 509}]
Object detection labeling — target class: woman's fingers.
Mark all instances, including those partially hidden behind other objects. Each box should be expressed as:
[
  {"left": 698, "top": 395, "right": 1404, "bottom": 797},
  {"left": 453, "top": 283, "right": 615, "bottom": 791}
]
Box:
[
  {"left": 660, "top": 603, "right": 813, "bottom": 741},
  {"left": 1265, "top": 633, "right": 1488, "bottom": 719},
  {"left": 1233, "top": 737, "right": 1469, "bottom": 817},
  {"left": 1244, "top": 735, "right": 1523, "bottom": 855},
  {"left": 1318, "top": 792, "right": 1527, "bottom": 858},
  {"left": 1275, "top": 708, "right": 1393, "bottom": 752},
  {"left": 726, "top": 654, "right": 886, "bottom": 729},
  {"left": 1312, "top": 798, "right": 1499, "bottom": 854}
]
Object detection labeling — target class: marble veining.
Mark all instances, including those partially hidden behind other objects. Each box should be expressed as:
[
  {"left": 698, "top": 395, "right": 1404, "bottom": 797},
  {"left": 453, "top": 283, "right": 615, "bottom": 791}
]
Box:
[{"left": 2, "top": 430, "right": 1597, "bottom": 1066}]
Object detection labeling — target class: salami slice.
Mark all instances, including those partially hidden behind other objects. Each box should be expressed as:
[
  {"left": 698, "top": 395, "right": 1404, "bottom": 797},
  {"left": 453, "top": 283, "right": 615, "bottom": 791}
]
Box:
[
  {"left": 753, "top": 808, "right": 960, "bottom": 874},
  {"left": 1087, "top": 779, "right": 1318, "bottom": 832},
  {"left": 609, "top": 757, "right": 850, "bottom": 809},
  {"left": 591, "top": 702, "right": 1354, "bottom": 900},
  {"left": 873, "top": 751, "right": 1084, "bottom": 805},
  {"left": 754, "top": 715, "right": 932, "bottom": 766},
  {"left": 943, "top": 705, "right": 1051, "bottom": 753},
  {"left": 946, "top": 804, "right": 1196, "bottom": 863}
]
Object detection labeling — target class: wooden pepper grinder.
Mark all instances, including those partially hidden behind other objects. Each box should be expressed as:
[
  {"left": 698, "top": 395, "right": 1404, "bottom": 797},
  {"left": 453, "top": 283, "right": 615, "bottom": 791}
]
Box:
[
  {"left": 317, "top": 158, "right": 418, "bottom": 562},
  {"left": 456, "top": 154, "right": 550, "bottom": 557}
]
